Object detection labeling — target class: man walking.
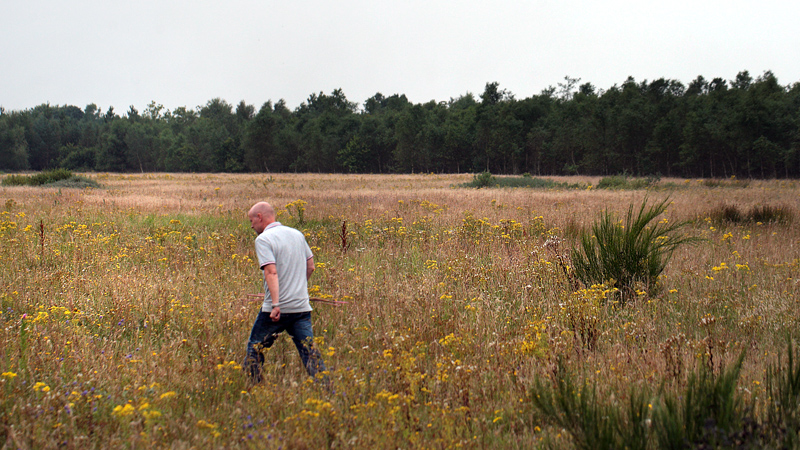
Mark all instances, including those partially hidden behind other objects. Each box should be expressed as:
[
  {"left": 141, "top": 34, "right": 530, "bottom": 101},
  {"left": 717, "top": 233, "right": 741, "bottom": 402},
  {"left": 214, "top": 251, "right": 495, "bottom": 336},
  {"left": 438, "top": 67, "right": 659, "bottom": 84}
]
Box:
[{"left": 243, "top": 201, "right": 326, "bottom": 384}]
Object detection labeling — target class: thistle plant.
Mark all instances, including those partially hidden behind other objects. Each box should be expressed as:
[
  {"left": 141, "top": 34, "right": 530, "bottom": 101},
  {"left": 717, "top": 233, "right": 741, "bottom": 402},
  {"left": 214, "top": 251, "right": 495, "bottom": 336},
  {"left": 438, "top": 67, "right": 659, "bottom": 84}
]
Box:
[{"left": 571, "top": 197, "right": 698, "bottom": 304}]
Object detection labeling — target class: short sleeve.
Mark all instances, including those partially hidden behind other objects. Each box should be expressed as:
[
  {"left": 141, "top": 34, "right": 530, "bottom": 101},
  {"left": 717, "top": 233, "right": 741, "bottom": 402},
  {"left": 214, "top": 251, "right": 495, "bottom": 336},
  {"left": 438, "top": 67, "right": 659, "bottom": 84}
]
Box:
[
  {"left": 304, "top": 239, "right": 313, "bottom": 260},
  {"left": 255, "top": 236, "right": 275, "bottom": 268}
]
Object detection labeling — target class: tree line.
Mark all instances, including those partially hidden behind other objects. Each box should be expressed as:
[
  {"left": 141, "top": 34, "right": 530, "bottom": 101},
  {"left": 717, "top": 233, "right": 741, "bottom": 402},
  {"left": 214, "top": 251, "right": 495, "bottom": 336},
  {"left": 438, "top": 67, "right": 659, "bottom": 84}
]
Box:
[{"left": 1, "top": 71, "right": 799, "bottom": 178}]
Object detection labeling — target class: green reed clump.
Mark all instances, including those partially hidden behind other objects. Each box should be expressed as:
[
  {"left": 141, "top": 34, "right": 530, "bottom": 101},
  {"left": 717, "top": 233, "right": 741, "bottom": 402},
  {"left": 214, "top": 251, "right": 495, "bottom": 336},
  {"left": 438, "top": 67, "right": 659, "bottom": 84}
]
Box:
[
  {"left": 532, "top": 352, "right": 775, "bottom": 449},
  {"left": 571, "top": 197, "right": 698, "bottom": 303},
  {"left": 530, "top": 359, "right": 651, "bottom": 450},
  {"left": 531, "top": 361, "right": 622, "bottom": 450},
  {"left": 766, "top": 340, "right": 800, "bottom": 447},
  {"left": 653, "top": 352, "right": 762, "bottom": 449}
]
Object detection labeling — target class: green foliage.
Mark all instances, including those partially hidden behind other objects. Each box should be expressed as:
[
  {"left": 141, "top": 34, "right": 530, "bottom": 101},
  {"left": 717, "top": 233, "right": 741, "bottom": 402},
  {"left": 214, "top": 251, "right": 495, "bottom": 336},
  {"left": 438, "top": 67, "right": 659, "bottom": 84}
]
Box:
[
  {"left": 2, "top": 169, "right": 72, "bottom": 186},
  {"left": 653, "top": 353, "right": 755, "bottom": 449},
  {"left": 596, "top": 175, "right": 629, "bottom": 189},
  {"left": 530, "top": 359, "right": 651, "bottom": 450},
  {"left": 1, "top": 71, "right": 799, "bottom": 177},
  {"left": 470, "top": 171, "right": 496, "bottom": 188},
  {"left": 531, "top": 367, "right": 621, "bottom": 450},
  {"left": 338, "top": 135, "right": 371, "bottom": 173},
  {"left": 570, "top": 197, "right": 698, "bottom": 302},
  {"left": 46, "top": 176, "right": 101, "bottom": 189},
  {"left": 28, "top": 169, "right": 76, "bottom": 185},
  {"left": 596, "top": 175, "right": 660, "bottom": 190},
  {"left": 494, "top": 176, "right": 580, "bottom": 189},
  {"left": 460, "top": 173, "right": 582, "bottom": 189},
  {"left": 532, "top": 352, "right": 777, "bottom": 449},
  {"left": 766, "top": 340, "right": 800, "bottom": 447},
  {"left": 1, "top": 169, "right": 99, "bottom": 188},
  {"left": 1, "top": 174, "right": 30, "bottom": 186}
]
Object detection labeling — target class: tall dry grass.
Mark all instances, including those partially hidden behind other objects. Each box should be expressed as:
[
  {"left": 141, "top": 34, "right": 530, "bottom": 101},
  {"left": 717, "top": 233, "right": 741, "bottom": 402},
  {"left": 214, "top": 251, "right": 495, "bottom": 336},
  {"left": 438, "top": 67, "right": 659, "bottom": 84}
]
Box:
[{"left": 1, "top": 173, "right": 799, "bottom": 448}]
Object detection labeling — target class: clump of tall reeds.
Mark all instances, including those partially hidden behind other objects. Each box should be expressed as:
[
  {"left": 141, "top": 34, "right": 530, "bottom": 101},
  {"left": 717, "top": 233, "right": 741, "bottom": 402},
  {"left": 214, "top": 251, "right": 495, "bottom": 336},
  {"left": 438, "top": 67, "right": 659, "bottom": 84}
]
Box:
[{"left": 706, "top": 203, "right": 794, "bottom": 225}]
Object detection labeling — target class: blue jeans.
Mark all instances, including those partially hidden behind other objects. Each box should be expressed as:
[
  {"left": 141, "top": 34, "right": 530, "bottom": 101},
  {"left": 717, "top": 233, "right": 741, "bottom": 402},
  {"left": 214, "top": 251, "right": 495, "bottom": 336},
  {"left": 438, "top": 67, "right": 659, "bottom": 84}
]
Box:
[{"left": 244, "top": 311, "right": 326, "bottom": 383}]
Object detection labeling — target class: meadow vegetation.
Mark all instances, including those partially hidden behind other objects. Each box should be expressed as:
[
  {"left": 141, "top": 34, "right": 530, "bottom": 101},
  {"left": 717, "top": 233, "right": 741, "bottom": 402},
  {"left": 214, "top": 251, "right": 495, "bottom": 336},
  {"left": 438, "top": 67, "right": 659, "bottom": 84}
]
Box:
[
  {"left": 1, "top": 169, "right": 100, "bottom": 189},
  {"left": 1, "top": 173, "right": 799, "bottom": 448}
]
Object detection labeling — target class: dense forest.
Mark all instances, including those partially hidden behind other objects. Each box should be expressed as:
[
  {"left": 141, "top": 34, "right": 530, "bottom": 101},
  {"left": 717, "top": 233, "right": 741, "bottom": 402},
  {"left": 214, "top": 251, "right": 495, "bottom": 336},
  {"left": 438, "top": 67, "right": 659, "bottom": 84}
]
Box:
[{"left": 1, "top": 71, "right": 799, "bottom": 178}]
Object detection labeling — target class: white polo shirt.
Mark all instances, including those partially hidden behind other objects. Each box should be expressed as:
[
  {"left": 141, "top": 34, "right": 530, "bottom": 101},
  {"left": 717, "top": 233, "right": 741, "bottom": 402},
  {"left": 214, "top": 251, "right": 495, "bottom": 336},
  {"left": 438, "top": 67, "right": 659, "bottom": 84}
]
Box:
[{"left": 254, "top": 222, "right": 313, "bottom": 313}]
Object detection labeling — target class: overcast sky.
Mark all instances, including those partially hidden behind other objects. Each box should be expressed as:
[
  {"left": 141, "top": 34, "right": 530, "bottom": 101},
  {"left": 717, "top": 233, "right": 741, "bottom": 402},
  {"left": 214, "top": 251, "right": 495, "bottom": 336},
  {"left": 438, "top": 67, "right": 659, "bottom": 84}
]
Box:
[{"left": 2, "top": 0, "right": 798, "bottom": 113}]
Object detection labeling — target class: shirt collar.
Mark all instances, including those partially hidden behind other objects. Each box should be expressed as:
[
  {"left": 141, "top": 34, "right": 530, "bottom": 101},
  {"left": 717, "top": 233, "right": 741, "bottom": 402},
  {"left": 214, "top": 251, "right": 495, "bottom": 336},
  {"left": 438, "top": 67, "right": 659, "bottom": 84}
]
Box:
[{"left": 264, "top": 221, "right": 282, "bottom": 231}]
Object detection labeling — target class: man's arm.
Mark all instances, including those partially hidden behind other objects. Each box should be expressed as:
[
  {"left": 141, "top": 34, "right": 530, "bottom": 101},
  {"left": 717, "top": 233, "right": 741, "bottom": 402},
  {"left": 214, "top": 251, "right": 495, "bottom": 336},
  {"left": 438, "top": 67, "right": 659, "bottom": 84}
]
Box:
[
  {"left": 306, "top": 257, "right": 315, "bottom": 280},
  {"left": 263, "top": 264, "right": 280, "bottom": 321}
]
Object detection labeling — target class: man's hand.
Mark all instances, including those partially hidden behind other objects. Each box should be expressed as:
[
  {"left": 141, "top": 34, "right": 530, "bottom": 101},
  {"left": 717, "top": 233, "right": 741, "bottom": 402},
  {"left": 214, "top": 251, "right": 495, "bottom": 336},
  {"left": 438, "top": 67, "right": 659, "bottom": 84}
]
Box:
[{"left": 270, "top": 305, "right": 280, "bottom": 322}]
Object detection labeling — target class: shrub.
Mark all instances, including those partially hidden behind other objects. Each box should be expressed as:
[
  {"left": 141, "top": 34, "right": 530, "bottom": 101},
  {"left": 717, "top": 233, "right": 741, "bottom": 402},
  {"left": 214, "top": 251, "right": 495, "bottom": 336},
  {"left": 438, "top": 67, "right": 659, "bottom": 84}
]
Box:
[
  {"left": 596, "top": 175, "right": 659, "bottom": 190},
  {"left": 498, "top": 176, "right": 579, "bottom": 189},
  {"left": 472, "top": 171, "right": 496, "bottom": 188},
  {"left": 27, "top": 168, "right": 74, "bottom": 185},
  {"left": 1, "top": 174, "right": 31, "bottom": 186},
  {"left": 1, "top": 170, "right": 99, "bottom": 188},
  {"left": 459, "top": 173, "right": 581, "bottom": 189},
  {"left": 570, "top": 197, "right": 699, "bottom": 303},
  {"left": 596, "top": 175, "right": 629, "bottom": 190},
  {"left": 2, "top": 169, "right": 73, "bottom": 186}
]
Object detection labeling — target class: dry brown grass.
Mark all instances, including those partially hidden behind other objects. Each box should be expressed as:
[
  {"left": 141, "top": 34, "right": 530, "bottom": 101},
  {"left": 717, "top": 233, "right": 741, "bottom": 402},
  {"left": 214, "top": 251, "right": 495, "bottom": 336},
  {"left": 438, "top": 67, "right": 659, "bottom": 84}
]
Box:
[{"left": 1, "top": 173, "right": 799, "bottom": 448}]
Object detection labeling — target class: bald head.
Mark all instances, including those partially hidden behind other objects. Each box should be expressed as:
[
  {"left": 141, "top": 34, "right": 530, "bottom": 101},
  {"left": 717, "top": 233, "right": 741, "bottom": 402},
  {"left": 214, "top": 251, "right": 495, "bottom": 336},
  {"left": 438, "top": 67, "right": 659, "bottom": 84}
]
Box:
[{"left": 248, "top": 202, "right": 276, "bottom": 234}]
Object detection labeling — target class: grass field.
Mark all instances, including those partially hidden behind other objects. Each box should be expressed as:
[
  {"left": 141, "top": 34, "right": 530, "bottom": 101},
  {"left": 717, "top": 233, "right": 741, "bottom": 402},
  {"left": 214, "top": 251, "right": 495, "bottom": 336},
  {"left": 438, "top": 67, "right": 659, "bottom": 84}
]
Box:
[{"left": 1, "top": 173, "right": 799, "bottom": 449}]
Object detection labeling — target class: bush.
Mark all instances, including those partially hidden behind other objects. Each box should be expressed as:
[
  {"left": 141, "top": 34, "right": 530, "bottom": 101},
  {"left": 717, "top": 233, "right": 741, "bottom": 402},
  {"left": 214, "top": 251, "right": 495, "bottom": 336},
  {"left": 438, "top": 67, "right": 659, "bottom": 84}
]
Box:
[
  {"left": 472, "top": 171, "right": 496, "bottom": 188},
  {"left": 460, "top": 172, "right": 582, "bottom": 189},
  {"left": 1, "top": 170, "right": 99, "bottom": 188},
  {"left": 596, "top": 175, "right": 660, "bottom": 190},
  {"left": 1, "top": 174, "right": 31, "bottom": 186},
  {"left": 596, "top": 175, "right": 629, "bottom": 189},
  {"left": 570, "top": 197, "right": 699, "bottom": 303},
  {"left": 1, "top": 169, "right": 73, "bottom": 186},
  {"left": 498, "top": 177, "right": 579, "bottom": 189}
]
